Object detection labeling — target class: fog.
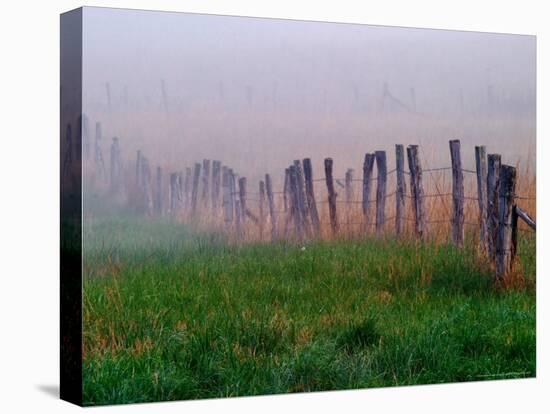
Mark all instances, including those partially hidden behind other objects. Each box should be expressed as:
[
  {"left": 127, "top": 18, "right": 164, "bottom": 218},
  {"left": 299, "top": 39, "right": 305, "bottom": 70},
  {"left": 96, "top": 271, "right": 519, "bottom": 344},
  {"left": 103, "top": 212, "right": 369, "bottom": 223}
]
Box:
[{"left": 82, "top": 6, "right": 536, "bottom": 186}]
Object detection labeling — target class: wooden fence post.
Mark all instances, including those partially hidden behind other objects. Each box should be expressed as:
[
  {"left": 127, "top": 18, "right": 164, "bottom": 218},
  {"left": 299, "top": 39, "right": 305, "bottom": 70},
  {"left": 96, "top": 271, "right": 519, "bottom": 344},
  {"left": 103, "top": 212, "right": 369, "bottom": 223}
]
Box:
[
  {"left": 362, "top": 153, "right": 375, "bottom": 231},
  {"left": 191, "top": 162, "right": 201, "bottom": 216},
  {"left": 496, "top": 165, "right": 517, "bottom": 280},
  {"left": 345, "top": 169, "right": 353, "bottom": 229},
  {"left": 450, "top": 140, "right": 464, "bottom": 247},
  {"left": 324, "top": 158, "right": 338, "bottom": 235},
  {"left": 222, "top": 167, "right": 233, "bottom": 231},
  {"left": 238, "top": 177, "right": 247, "bottom": 227},
  {"left": 303, "top": 158, "right": 321, "bottom": 237},
  {"left": 475, "top": 146, "right": 488, "bottom": 252},
  {"left": 136, "top": 150, "right": 142, "bottom": 189},
  {"left": 375, "top": 151, "right": 387, "bottom": 236},
  {"left": 511, "top": 205, "right": 518, "bottom": 262},
  {"left": 259, "top": 180, "right": 266, "bottom": 240},
  {"left": 265, "top": 173, "right": 277, "bottom": 241},
  {"left": 212, "top": 160, "right": 221, "bottom": 212},
  {"left": 487, "top": 154, "right": 501, "bottom": 258},
  {"left": 407, "top": 145, "right": 427, "bottom": 241},
  {"left": 294, "top": 160, "right": 310, "bottom": 236},
  {"left": 395, "top": 145, "right": 406, "bottom": 235},
  {"left": 202, "top": 159, "right": 210, "bottom": 209},
  {"left": 289, "top": 165, "right": 303, "bottom": 240},
  {"left": 184, "top": 167, "right": 191, "bottom": 211},
  {"left": 154, "top": 166, "right": 163, "bottom": 216},
  {"left": 233, "top": 172, "right": 242, "bottom": 237},
  {"left": 283, "top": 168, "right": 290, "bottom": 213}
]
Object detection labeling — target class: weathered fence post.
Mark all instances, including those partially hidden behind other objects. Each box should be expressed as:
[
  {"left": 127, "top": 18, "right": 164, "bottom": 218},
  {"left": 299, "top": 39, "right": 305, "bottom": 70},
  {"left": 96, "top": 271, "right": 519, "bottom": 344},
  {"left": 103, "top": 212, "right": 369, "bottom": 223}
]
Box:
[
  {"left": 222, "top": 167, "right": 233, "bottom": 231},
  {"left": 303, "top": 158, "right": 320, "bottom": 237},
  {"left": 191, "top": 163, "right": 201, "bottom": 216},
  {"left": 265, "top": 173, "right": 277, "bottom": 241},
  {"left": 475, "top": 146, "right": 488, "bottom": 252},
  {"left": 283, "top": 168, "right": 290, "bottom": 213},
  {"left": 449, "top": 140, "right": 464, "bottom": 247},
  {"left": 362, "top": 153, "right": 375, "bottom": 231},
  {"left": 345, "top": 169, "right": 353, "bottom": 230},
  {"left": 496, "top": 165, "right": 517, "bottom": 280},
  {"left": 259, "top": 180, "right": 266, "bottom": 240},
  {"left": 238, "top": 177, "right": 247, "bottom": 227},
  {"left": 289, "top": 165, "right": 303, "bottom": 240},
  {"left": 212, "top": 160, "right": 221, "bottom": 212},
  {"left": 294, "top": 160, "right": 310, "bottom": 236},
  {"left": 511, "top": 205, "right": 518, "bottom": 262},
  {"left": 375, "top": 151, "right": 387, "bottom": 236},
  {"left": 324, "top": 158, "right": 338, "bottom": 236},
  {"left": 202, "top": 159, "right": 210, "bottom": 209},
  {"left": 407, "top": 145, "right": 427, "bottom": 241},
  {"left": 395, "top": 145, "right": 406, "bottom": 235},
  {"left": 233, "top": 172, "right": 242, "bottom": 237},
  {"left": 487, "top": 154, "right": 501, "bottom": 258},
  {"left": 154, "top": 166, "right": 163, "bottom": 216}
]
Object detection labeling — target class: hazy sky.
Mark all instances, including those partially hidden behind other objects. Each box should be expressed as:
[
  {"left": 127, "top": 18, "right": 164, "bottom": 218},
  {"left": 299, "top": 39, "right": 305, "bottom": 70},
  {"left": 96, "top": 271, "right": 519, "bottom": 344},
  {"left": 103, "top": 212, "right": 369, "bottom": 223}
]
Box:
[{"left": 81, "top": 7, "right": 536, "bottom": 180}]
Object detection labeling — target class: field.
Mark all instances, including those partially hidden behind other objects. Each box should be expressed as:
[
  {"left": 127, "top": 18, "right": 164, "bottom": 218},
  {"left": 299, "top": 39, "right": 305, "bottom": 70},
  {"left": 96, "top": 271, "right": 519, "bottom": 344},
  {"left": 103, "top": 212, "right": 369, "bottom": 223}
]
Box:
[{"left": 82, "top": 213, "right": 535, "bottom": 406}]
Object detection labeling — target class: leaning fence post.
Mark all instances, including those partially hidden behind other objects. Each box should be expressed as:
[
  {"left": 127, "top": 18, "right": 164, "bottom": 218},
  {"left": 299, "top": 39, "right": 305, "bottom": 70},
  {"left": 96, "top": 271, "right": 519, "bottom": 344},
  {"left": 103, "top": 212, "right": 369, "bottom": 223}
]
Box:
[
  {"left": 495, "top": 165, "right": 517, "bottom": 280},
  {"left": 289, "top": 165, "right": 303, "bottom": 240},
  {"left": 345, "top": 169, "right": 353, "bottom": 230},
  {"left": 222, "top": 167, "right": 233, "bottom": 231},
  {"left": 303, "top": 158, "right": 321, "bottom": 237},
  {"left": 395, "top": 145, "right": 406, "bottom": 236},
  {"left": 211, "top": 160, "right": 221, "bottom": 212},
  {"left": 362, "top": 153, "right": 375, "bottom": 232},
  {"left": 154, "top": 166, "right": 163, "bottom": 216},
  {"left": 265, "top": 173, "right": 277, "bottom": 240},
  {"left": 238, "top": 177, "right": 247, "bottom": 227},
  {"left": 475, "top": 146, "right": 488, "bottom": 252},
  {"left": 202, "top": 159, "right": 210, "bottom": 209},
  {"left": 487, "top": 154, "right": 501, "bottom": 258},
  {"left": 407, "top": 145, "right": 427, "bottom": 241},
  {"left": 259, "top": 180, "right": 266, "bottom": 240},
  {"left": 449, "top": 140, "right": 464, "bottom": 247},
  {"left": 324, "top": 158, "right": 338, "bottom": 236},
  {"left": 191, "top": 162, "right": 201, "bottom": 216},
  {"left": 375, "top": 151, "right": 387, "bottom": 237}
]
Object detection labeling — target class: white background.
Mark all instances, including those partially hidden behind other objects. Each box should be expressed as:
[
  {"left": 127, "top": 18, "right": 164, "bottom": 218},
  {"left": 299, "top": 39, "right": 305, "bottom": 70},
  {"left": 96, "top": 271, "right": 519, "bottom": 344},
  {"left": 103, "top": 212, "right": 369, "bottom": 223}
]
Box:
[{"left": 0, "top": 0, "right": 546, "bottom": 412}]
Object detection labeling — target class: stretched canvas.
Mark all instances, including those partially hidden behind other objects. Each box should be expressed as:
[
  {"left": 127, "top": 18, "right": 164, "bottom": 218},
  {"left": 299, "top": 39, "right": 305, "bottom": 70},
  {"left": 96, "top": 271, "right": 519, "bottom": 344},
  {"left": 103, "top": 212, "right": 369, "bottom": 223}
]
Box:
[{"left": 60, "top": 6, "right": 536, "bottom": 406}]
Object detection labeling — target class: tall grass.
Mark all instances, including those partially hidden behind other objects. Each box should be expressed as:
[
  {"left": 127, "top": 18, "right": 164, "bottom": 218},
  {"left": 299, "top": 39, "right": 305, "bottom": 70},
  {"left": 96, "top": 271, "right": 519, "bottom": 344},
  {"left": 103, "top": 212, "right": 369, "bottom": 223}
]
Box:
[{"left": 82, "top": 216, "right": 535, "bottom": 405}]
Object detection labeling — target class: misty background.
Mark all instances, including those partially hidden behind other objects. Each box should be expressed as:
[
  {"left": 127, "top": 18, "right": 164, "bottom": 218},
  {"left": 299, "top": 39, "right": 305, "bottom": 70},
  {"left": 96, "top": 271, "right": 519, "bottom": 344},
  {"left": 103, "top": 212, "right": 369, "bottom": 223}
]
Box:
[{"left": 82, "top": 7, "right": 536, "bottom": 187}]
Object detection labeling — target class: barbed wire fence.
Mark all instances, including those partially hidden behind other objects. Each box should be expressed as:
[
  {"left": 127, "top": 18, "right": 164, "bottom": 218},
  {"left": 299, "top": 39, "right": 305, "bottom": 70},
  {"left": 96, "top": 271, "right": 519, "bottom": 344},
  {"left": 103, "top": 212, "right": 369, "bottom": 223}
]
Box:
[{"left": 77, "top": 116, "right": 535, "bottom": 281}]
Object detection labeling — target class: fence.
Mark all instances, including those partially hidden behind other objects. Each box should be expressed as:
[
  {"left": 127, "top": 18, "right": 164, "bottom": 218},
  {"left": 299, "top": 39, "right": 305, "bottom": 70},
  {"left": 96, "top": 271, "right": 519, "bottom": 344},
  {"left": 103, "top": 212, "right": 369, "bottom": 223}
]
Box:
[{"left": 75, "top": 116, "right": 536, "bottom": 282}]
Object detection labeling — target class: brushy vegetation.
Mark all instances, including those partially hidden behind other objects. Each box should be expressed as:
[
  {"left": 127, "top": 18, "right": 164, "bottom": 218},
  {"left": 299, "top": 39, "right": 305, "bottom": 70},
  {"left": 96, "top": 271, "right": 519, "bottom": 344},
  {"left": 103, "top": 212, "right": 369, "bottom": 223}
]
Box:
[{"left": 82, "top": 216, "right": 535, "bottom": 406}]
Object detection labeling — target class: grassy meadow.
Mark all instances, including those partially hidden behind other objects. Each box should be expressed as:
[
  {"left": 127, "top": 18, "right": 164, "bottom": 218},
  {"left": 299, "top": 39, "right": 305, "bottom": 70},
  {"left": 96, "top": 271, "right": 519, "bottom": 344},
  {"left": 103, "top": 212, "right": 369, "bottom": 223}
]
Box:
[{"left": 82, "top": 213, "right": 535, "bottom": 406}]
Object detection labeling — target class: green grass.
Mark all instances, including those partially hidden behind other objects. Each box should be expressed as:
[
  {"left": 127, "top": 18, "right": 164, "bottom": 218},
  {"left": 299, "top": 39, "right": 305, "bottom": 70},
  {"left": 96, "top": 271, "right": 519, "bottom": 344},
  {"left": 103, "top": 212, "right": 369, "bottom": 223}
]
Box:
[{"left": 82, "top": 216, "right": 536, "bottom": 406}]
